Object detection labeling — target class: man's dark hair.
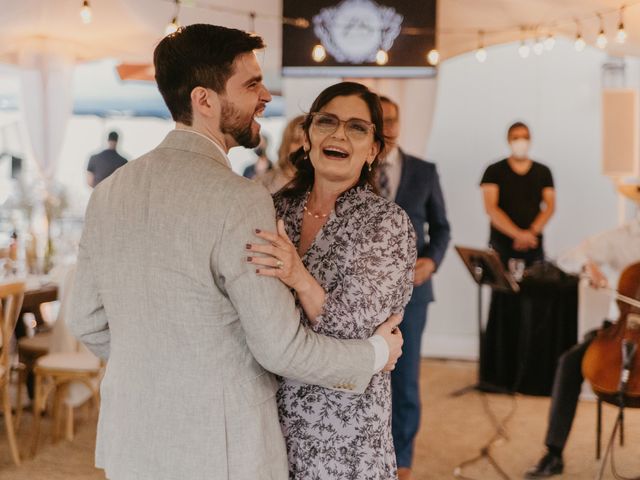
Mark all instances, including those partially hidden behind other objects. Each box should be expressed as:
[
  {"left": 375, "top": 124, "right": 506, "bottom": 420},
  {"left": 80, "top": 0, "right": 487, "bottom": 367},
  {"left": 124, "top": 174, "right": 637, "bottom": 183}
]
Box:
[
  {"left": 281, "top": 81, "right": 386, "bottom": 198},
  {"left": 507, "top": 121, "right": 530, "bottom": 138},
  {"left": 107, "top": 131, "right": 119, "bottom": 142},
  {"left": 153, "top": 24, "right": 265, "bottom": 125},
  {"left": 379, "top": 95, "right": 399, "bottom": 116}
]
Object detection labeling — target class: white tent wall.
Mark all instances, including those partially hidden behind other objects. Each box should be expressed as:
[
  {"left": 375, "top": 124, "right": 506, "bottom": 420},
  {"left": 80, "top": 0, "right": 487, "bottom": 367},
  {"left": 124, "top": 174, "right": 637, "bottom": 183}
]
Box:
[{"left": 423, "top": 39, "right": 636, "bottom": 359}]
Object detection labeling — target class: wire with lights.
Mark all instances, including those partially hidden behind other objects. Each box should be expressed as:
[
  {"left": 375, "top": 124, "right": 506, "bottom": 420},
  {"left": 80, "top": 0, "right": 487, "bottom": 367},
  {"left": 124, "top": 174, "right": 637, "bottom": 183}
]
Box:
[{"left": 105, "top": 1, "right": 639, "bottom": 66}]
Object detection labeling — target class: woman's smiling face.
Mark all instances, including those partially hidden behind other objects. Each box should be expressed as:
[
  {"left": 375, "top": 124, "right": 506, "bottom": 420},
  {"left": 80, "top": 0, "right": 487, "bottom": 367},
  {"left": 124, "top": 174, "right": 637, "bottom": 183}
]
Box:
[{"left": 305, "top": 94, "right": 379, "bottom": 187}]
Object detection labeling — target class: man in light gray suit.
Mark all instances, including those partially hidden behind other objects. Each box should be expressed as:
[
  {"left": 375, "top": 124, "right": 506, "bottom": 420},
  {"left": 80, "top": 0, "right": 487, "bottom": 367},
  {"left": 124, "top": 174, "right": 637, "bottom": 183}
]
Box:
[{"left": 68, "top": 24, "right": 404, "bottom": 480}]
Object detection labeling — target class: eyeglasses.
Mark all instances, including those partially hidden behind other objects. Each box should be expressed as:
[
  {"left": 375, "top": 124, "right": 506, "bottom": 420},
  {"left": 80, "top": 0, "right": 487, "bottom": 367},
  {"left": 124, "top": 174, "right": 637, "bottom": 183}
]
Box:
[{"left": 309, "top": 112, "right": 375, "bottom": 140}]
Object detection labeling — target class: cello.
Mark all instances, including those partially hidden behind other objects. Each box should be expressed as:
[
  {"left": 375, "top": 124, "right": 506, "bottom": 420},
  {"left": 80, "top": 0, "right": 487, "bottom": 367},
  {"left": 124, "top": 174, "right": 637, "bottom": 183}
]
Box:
[{"left": 582, "top": 261, "right": 640, "bottom": 407}]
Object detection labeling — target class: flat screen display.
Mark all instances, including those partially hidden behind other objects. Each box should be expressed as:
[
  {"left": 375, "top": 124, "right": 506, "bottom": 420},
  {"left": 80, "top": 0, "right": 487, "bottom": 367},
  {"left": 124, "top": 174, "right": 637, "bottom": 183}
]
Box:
[{"left": 282, "top": 0, "right": 437, "bottom": 78}]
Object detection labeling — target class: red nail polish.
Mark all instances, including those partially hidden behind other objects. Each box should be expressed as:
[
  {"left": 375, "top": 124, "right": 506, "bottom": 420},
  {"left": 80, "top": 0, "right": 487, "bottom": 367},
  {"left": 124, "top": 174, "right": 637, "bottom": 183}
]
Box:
[
  {"left": 255, "top": 229, "right": 261, "bottom": 234},
  {"left": 246, "top": 243, "right": 251, "bottom": 249},
  {"left": 247, "top": 256, "right": 252, "bottom": 262}
]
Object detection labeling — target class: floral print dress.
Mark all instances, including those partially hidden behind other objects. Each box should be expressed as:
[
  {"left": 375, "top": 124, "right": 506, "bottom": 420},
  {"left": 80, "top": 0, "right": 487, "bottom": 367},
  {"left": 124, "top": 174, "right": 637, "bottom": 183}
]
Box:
[{"left": 273, "top": 185, "right": 417, "bottom": 480}]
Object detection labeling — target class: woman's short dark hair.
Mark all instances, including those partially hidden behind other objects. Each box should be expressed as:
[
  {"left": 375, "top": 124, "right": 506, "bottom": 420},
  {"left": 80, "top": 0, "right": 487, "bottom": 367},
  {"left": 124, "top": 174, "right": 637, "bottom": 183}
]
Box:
[
  {"left": 153, "top": 24, "right": 265, "bottom": 125},
  {"left": 282, "top": 82, "right": 385, "bottom": 197}
]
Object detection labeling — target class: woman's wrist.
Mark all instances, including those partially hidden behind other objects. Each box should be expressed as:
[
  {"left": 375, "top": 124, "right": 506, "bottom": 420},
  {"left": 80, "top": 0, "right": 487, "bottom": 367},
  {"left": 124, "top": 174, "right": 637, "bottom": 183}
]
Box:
[{"left": 294, "top": 270, "right": 314, "bottom": 295}]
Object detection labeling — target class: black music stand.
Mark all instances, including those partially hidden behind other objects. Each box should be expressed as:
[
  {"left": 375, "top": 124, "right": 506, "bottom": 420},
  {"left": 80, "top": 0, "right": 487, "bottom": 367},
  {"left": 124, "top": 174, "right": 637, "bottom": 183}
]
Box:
[{"left": 450, "top": 246, "right": 520, "bottom": 396}]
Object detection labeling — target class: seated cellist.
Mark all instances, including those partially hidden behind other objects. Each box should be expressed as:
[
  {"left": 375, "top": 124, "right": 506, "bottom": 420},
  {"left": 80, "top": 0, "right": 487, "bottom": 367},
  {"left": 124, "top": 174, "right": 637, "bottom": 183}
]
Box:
[{"left": 525, "top": 184, "right": 640, "bottom": 479}]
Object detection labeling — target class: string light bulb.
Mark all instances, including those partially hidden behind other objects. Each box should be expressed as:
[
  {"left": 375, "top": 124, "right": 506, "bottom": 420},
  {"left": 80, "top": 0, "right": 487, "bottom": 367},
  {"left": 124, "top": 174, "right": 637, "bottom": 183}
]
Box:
[
  {"left": 518, "top": 28, "right": 530, "bottom": 58},
  {"left": 165, "top": 17, "right": 180, "bottom": 35},
  {"left": 533, "top": 38, "right": 544, "bottom": 55},
  {"left": 475, "top": 31, "right": 487, "bottom": 63},
  {"left": 165, "top": 0, "right": 181, "bottom": 36},
  {"left": 426, "top": 48, "right": 440, "bottom": 66},
  {"left": 617, "top": 7, "right": 627, "bottom": 44},
  {"left": 596, "top": 14, "right": 608, "bottom": 49},
  {"left": 376, "top": 49, "right": 389, "bottom": 65},
  {"left": 544, "top": 33, "right": 556, "bottom": 51},
  {"left": 80, "top": 0, "right": 92, "bottom": 24},
  {"left": 575, "top": 21, "right": 586, "bottom": 52},
  {"left": 311, "top": 44, "right": 326, "bottom": 62}
]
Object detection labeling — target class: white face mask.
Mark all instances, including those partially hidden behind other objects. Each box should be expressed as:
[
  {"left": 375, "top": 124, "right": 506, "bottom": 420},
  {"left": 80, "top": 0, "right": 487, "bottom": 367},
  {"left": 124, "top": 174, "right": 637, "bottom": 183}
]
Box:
[{"left": 510, "top": 139, "right": 530, "bottom": 159}]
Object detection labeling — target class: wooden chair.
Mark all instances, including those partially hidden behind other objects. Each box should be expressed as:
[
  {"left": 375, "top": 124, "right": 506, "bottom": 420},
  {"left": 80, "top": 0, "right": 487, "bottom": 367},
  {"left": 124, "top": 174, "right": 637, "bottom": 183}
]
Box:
[
  {"left": 30, "top": 351, "right": 101, "bottom": 455},
  {"left": 0, "top": 281, "right": 25, "bottom": 466},
  {"left": 30, "top": 265, "right": 103, "bottom": 456}
]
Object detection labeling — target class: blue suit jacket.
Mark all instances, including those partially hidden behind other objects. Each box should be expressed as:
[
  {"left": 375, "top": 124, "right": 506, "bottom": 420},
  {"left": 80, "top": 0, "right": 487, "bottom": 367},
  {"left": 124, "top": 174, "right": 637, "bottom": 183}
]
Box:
[{"left": 393, "top": 150, "right": 451, "bottom": 304}]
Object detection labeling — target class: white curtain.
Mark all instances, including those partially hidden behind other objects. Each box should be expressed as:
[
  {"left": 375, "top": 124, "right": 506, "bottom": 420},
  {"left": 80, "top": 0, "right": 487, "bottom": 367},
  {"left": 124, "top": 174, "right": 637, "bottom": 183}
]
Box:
[{"left": 18, "top": 47, "right": 74, "bottom": 183}]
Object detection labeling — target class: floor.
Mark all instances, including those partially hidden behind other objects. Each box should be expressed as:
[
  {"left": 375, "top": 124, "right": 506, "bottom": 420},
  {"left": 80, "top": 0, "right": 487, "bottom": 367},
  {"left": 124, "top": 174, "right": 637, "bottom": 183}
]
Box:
[{"left": 0, "top": 359, "right": 638, "bottom": 479}]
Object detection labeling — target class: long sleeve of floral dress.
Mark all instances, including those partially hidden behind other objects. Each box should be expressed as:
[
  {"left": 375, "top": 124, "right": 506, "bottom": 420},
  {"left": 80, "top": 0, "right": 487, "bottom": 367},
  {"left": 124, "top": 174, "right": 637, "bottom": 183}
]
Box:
[{"left": 273, "top": 185, "right": 417, "bottom": 480}]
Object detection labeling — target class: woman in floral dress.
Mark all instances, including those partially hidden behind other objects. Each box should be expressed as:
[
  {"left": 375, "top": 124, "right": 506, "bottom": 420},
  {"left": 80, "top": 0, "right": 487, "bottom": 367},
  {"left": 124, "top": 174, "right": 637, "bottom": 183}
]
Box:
[{"left": 247, "top": 82, "right": 416, "bottom": 479}]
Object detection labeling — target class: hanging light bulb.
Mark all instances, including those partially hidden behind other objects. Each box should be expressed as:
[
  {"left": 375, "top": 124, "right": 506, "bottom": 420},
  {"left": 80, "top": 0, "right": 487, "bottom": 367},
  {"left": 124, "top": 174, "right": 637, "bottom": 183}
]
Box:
[
  {"left": 165, "top": 0, "right": 180, "bottom": 36},
  {"left": 617, "top": 7, "right": 627, "bottom": 44},
  {"left": 165, "top": 16, "right": 180, "bottom": 36},
  {"left": 426, "top": 48, "right": 440, "bottom": 66},
  {"left": 575, "top": 21, "right": 586, "bottom": 52},
  {"left": 533, "top": 38, "right": 544, "bottom": 56},
  {"left": 80, "top": 0, "right": 92, "bottom": 24},
  {"left": 518, "top": 28, "right": 530, "bottom": 58},
  {"left": 475, "top": 30, "right": 487, "bottom": 63},
  {"left": 596, "top": 14, "right": 608, "bottom": 49},
  {"left": 597, "top": 30, "right": 608, "bottom": 49},
  {"left": 544, "top": 33, "right": 556, "bottom": 51},
  {"left": 376, "top": 49, "right": 389, "bottom": 65},
  {"left": 475, "top": 48, "right": 487, "bottom": 63},
  {"left": 311, "top": 44, "right": 326, "bottom": 62}
]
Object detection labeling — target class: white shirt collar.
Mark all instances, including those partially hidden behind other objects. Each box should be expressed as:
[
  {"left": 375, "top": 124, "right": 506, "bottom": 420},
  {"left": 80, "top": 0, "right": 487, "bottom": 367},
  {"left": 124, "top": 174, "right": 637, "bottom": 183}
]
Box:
[
  {"left": 176, "top": 128, "right": 231, "bottom": 168},
  {"left": 383, "top": 147, "right": 401, "bottom": 167}
]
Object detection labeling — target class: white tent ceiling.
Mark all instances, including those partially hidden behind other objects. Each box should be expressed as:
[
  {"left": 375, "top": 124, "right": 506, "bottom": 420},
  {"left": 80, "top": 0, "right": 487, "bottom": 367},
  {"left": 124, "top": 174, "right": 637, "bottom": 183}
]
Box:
[{"left": 1, "top": 0, "right": 640, "bottom": 73}]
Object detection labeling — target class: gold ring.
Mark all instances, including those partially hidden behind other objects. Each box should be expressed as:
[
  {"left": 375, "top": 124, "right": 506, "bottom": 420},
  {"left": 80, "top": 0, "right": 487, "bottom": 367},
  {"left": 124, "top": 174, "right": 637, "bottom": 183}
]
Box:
[{"left": 276, "top": 260, "right": 284, "bottom": 269}]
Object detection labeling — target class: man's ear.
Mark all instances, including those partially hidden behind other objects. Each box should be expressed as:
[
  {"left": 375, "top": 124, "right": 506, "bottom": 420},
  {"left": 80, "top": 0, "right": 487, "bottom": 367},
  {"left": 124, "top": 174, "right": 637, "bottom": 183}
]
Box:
[{"left": 191, "top": 86, "right": 218, "bottom": 118}]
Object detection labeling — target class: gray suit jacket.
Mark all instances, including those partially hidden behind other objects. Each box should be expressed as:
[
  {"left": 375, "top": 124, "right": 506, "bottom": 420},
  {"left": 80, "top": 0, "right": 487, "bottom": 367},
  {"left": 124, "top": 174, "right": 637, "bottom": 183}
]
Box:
[{"left": 68, "top": 130, "right": 375, "bottom": 480}]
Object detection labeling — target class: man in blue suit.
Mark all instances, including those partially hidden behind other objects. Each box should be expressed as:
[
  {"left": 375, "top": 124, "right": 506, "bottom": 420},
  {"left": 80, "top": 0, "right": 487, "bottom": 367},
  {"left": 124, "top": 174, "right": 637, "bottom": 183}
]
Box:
[{"left": 378, "top": 96, "right": 451, "bottom": 480}]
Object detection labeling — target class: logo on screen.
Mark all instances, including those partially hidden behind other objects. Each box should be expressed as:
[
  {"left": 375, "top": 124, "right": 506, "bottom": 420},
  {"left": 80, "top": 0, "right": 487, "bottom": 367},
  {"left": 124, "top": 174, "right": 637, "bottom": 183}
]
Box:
[{"left": 313, "top": 0, "right": 403, "bottom": 64}]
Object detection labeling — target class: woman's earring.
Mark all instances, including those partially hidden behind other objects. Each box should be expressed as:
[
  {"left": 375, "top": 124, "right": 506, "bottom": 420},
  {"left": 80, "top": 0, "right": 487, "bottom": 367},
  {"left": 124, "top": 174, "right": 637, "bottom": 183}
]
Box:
[
  {"left": 304, "top": 150, "right": 309, "bottom": 160},
  {"left": 368, "top": 163, "right": 372, "bottom": 172}
]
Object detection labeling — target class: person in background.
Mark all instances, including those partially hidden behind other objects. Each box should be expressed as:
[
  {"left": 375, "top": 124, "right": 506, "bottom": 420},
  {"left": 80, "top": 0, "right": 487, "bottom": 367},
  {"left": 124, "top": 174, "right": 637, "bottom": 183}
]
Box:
[
  {"left": 86, "top": 131, "right": 127, "bottom": 188},
  {"left": 255, "top": 115, "right": 304, "bottom": 193},
  {"left": 480, "top": 122, "right": 555, "bottom": 268},
  {"left": 243, "top": 134, "right": 272, "bottom": 178},
  {"left": 377, "top": 95, "right": 451, "bottom": 480},
  {"left": 524, "top": 184, "right": 640, "bottom": 479}
]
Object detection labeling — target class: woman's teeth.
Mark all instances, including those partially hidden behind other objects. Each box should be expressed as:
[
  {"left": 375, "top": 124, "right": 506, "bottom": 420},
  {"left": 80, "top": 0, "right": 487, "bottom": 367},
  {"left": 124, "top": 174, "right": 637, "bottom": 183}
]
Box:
[{"left": 323, "top": 147, "right": 349, "bottom": 158}]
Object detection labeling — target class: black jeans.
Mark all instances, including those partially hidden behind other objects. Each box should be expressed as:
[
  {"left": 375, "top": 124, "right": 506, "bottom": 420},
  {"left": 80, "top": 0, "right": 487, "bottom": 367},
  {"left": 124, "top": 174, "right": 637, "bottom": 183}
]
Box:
[{"left": 544, "top": 331, "right": 598, "bottom": 452}]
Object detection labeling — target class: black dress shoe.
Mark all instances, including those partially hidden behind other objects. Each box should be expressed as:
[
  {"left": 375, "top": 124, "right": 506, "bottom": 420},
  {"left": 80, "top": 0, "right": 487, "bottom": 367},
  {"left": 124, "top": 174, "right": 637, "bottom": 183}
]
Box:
[{"left": 524, "top": 452, "right": 564, "bottom": 478}]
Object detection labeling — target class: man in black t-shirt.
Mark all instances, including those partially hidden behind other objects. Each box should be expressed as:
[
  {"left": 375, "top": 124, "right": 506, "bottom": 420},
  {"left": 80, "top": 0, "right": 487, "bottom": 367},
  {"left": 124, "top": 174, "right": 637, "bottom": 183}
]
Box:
[
  {"left": 480, "top": 122, "right": 555, "bottom": 266},
  {"left": 87, "top": 131, "right": 128, "bottom": 188}
]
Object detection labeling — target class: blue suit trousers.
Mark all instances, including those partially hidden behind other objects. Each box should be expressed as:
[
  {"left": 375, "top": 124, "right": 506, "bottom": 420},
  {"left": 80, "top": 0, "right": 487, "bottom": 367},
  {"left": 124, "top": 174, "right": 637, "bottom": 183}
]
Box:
[{"left": 391, "top": 300, "right": 429, "bottom": 468}]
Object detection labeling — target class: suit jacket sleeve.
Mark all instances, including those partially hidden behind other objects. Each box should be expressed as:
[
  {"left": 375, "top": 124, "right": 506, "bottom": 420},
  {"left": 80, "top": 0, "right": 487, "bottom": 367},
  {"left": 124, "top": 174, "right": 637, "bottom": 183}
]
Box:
[
  {"left": 424, "top": 165, "right": 451, "bottom": 268},
  {"left": 214, "top": 184, "right": 375, "bottom": 394},
  {"left": 68, "top": 194, "right": 111, "bottom": 359}
]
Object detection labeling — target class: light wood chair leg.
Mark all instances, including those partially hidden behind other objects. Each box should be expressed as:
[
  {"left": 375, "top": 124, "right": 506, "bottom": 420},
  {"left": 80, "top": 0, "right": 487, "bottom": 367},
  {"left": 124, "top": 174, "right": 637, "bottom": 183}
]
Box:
[
  {"left": 3, "top": 383, "right": 21, "bottom": 465},
  {"left": 65, "top": 404, "right": 74, "bottom": 441},
  {"left": 30, "top": 372, "right": 43, "bottom": 457},
  {"left": 15, "top": 367, "right": 25, "bottom": 433},
  {"left": 52, "top": 383, "right": 69, "bottom": 443}
]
